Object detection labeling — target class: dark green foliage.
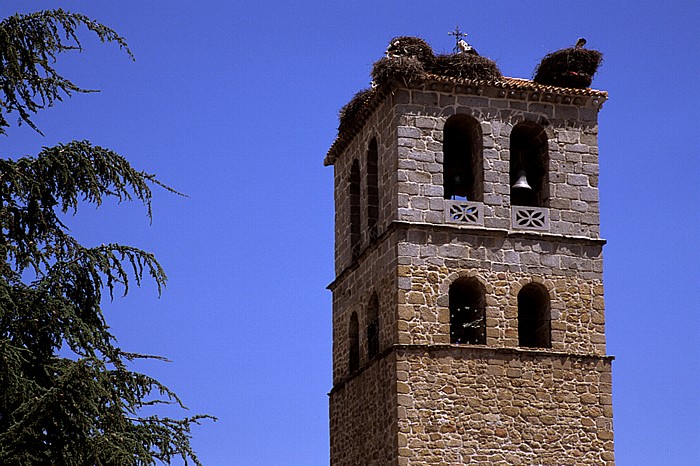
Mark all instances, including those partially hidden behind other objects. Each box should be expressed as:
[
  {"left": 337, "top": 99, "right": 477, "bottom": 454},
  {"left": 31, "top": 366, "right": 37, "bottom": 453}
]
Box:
[
  {"left": 430, "top": 53, "right": 502, "bottom": 81},
  {"left": 533, "top": 47, "right": 603, "bottom": 88},
  {"left": 0, "top": 9, "right": 211, "bottom": 465},
  {"left": 0, "top": 9, "right": 132, "bottom": 135}
]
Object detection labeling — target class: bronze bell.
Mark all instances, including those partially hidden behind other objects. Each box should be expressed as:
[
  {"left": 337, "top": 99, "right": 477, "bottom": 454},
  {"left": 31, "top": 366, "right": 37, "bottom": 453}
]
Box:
[{"left": 512, "top": 170, "right": 532, "bottom": 190}]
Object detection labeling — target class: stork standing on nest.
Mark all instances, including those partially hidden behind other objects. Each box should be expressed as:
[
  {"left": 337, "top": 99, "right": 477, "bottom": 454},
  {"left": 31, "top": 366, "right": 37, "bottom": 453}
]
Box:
[
  {"left": 449, "top": 26, "right": 479, "bottom": 55},
  {"left": 457, "top": 38, "right": 478, "bottom": 55}
]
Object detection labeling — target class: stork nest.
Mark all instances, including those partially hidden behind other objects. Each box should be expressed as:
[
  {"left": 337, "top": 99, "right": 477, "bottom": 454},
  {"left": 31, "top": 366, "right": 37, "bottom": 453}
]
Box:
[
  {"left": 371, "top": 56, "right": 426, "bottom": 88},
  {"left": 338, "top": 87, "right": 377, "bottom": 135},
  {"left": 385, "top": 36, "right": 435, "bottom": 63},
  {"left": 430, "top": 53, "right": 502, "bottom": 81},
  {"left": 533, "top": 47, "right": 603, "bottom": 88},
  {"left": 339, "top": 36, "right": 505, "bottom": 135}
]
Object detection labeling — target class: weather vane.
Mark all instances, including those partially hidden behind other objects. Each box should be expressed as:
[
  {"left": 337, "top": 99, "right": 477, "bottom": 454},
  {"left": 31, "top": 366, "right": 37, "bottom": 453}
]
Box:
[{"left": 448, "top": 26, "right": 468, "bottom": 53}]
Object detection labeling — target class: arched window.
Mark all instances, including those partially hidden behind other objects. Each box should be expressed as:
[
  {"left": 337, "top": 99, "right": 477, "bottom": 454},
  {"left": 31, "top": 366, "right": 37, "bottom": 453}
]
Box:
[
  {"left": 443, "top": 115, "right": 483, "bottom": 201},
  {"left": 349, "top": 159, "right": 361, "bottom": 257},
  {"left": 349, "top": 312, "right": 360, "bottom": 372},
  {"left": 518, "top": 283, "right": 551, "bottom": 348},
  {"left": 366, "top": 138, "right": 379, "bottom": 240},
  {"left": 366, "top": 293, "right": 379, "bottom": 359},
  {"left": 449, "top": 278, "right": 486, "bottom": 345},
  {"left": 510, "top": 122, "right": 549, "bottom": 207}
]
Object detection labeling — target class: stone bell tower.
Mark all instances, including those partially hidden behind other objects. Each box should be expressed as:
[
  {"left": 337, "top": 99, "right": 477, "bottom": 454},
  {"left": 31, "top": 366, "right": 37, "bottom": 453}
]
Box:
[{"left": 325, "top": 37, "right": 614, "bottom": 465}]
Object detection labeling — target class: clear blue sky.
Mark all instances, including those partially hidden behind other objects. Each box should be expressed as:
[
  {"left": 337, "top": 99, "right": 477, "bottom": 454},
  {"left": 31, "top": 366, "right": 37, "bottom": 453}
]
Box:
[{"left": 3, "top": 1, "right": 699, "bottom": 465}]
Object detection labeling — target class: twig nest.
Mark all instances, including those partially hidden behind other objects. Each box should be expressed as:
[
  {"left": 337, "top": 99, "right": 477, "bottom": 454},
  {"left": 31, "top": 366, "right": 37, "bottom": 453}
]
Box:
[
  {"left": 338, "top": 88, "right": 376, "bottom": 135},
  {"left": 385, "top": 36, "right": 435, "bottom": 63},
  {"left": 371, "top": 56, "right": 426, "bottom": 88},
  {"left": 430, "top": 53, "right": 503, "bottom": 81},
  {"left": 533, "top": 47, "right": 603, "bottom": 88}
]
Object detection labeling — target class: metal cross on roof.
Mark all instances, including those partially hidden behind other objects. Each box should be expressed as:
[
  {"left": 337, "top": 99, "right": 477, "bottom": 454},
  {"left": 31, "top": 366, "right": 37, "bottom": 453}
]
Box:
[{"left": 448, "top": 26, "right": 468, "bottom": 53}]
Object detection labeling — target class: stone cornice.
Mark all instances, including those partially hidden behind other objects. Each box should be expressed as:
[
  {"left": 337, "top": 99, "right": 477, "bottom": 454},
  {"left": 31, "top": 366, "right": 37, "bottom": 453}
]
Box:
[
  {"left": 330, "top": 343, "right": 614, "bottom": 394},
  {"left": 327, "top": 220, "right": 606, "bottom": 290}
]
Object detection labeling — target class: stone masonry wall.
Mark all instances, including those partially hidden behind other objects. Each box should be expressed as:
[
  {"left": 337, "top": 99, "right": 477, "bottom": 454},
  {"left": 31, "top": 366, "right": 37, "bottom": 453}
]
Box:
[
  {"left": 396, "top": 347, "right": 614, "bottom": 466},
  {"left": 330, "top": 353, "right": 398, "bottom": 466},
  {"left": 328, "top": 82, "right": 613, "bottom": 466},
  {"left": 334, "top": 96, "right": 400, "bottom": 275},
  {"left": 392, "top": 88, "right": 602, "bottom": 238},
  {"left": 396, "top": 226, "right": 607, "bottom": 355},
  {"left": 331, "top": 231, "right": 398, "bottom": 384}
]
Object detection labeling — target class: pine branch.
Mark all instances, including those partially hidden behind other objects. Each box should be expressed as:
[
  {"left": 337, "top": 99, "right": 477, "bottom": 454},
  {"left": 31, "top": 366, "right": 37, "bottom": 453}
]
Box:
[
  {"left": 0, "top": 140, "right": 181, "bottom": 278},
  {"left": 0, "top": 356, "right": 215, "bottom": 465},
  {"left": 0, "top": 9, "right": 210, "bottom": 464},
  {"left": 0, "top": 9, "right": 133, "bottom": 135}
]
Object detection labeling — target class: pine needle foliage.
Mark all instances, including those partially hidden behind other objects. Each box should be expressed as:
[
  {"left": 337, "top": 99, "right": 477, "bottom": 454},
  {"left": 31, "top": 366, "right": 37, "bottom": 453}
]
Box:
[
  {"left": 0, "top": 10, "right": 211, "bottom": 465},
  {"left": 0, "top": 9, "right": 132, "bottom": 135}
]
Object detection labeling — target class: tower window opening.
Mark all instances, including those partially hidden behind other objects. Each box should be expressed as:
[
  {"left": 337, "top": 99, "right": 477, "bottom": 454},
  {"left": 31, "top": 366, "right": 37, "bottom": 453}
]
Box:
[
  {"left": 349, "top": 311, "right": 360, "bottom": 373},
  {"left": 349, "top": 159, "right": 361, "bottom": 258},
  {"left": 518, "top": 283, "right": 552, "bottom": 348},
  {"left": 510, "top": 122, "right": 549, "bottom": 207},
  {"left": 443, "top": 115, "right": 483, "bottom": 202},
  {"left": 449, "top": 278, "right": 486, "bottom": 345},
  {"left": 366, "top": 138, "right": 379, "bottom": 240},
  {"left": 366, "top": 293, "right": 379, "bottom": 359}
]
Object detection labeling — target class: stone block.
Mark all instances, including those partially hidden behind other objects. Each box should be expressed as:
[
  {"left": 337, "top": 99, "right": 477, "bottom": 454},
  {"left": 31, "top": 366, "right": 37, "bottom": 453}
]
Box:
[
  {"left": 567, "top": 174, "right": 590, "bottom": 186},
  {"left": 557, "top": 184, "right": 579, "bottom": 200},
  {"left": 457, "top": 96, "right": 489, "bottom": 107},
  {"left": 555, "top": 105, "right": 579, "bottom": 120},
  {"left": 415, "top": 117, "right": 437, "bottom": 129},
  {"left": 429, "top": 198, "right": 444, "bottom": 210},
  {"left": 399, "top": 182, "right": 419, "bottom": 195},
  {"left": 440, "top": 93, "right": 457, "bottom": 107},
  {"left": 580, "top": 187, "right": 598, "bottom": 202},
  {"left": 412, "top": 91, "right": 439, "bottom": 106},
  {"left": 411, "top": 197, "right": 429, "bottom": 210},
  {"left": 528, "top": 103, "right": 554, "bottom": 117},
  {"left": 557, "top": 130, "right": 579, "bottom": 143},
  {"left": 398, "top": 208, "right": 421, "bottom": 221},
  {"left": 398, "top": 126, "right": 422, "bottom": 138},
  {"left": 424, "top": 211, "right": 443, "bottom": 223},
  {"left": 423, "top": 185, "right": 443, "bottom": 197}
]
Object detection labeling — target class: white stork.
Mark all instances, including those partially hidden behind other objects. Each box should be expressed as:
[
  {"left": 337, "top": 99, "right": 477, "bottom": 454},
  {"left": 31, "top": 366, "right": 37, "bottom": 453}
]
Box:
[{"left": 457, "top": 39, "right": 477, "bottom": 55}]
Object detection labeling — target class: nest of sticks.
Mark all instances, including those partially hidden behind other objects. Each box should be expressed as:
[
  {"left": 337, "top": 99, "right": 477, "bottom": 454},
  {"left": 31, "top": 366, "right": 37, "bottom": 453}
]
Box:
[
  {"left": 430, "top": 53, "right": 502, "bottom": 81},
  {"left": 533, "top": 47, "right": 603, "bottom": 88},
  {"left": 337, "top": 87, "right": 377, "bottom": 135},
  {"left": 385, "top": 36, "right": 435, "bottom": 63},
  {"left": 371, "top": 56, "right": 426, "bottom": 88},
  {"left": 338, "top": 36, "right": 504, "bottom": 136}
]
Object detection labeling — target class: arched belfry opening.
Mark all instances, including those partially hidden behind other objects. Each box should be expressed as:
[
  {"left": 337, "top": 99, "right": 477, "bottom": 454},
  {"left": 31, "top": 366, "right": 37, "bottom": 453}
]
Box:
[
  {"left": 348, "top": 312, "right": 360, "bottom": 372},
  {"left": 443, "top": 114, "right": 483, "bottom": 201},
  {"left": 366, "top": 138, "right": 379, "bottom": 240},
  {"left": 518, "top": 283, "right": 551, "bottom": 348},
  {"left": 349, "top": 159, "right": 361, "bottom": 257},
  {"left": 449, "top": 277, "right": 486, "bottom": 345},
  {"left": 510, "top": 122, "right": 549, "bottom": 207},
  {"left": 366, "top": 293, "right": 379, "bottom": 359}
]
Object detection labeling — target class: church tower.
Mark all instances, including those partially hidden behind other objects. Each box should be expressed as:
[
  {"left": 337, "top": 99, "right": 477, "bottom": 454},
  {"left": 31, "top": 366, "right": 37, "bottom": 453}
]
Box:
[{"left": 325, "top": 37, "right": 614, "bottom": 465}]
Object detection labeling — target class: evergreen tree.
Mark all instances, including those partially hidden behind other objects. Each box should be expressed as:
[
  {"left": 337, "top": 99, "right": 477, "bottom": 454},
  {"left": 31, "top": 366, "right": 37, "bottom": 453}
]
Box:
[{"left": 0, "top": 9, "right": 210, "bottom": 464}]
